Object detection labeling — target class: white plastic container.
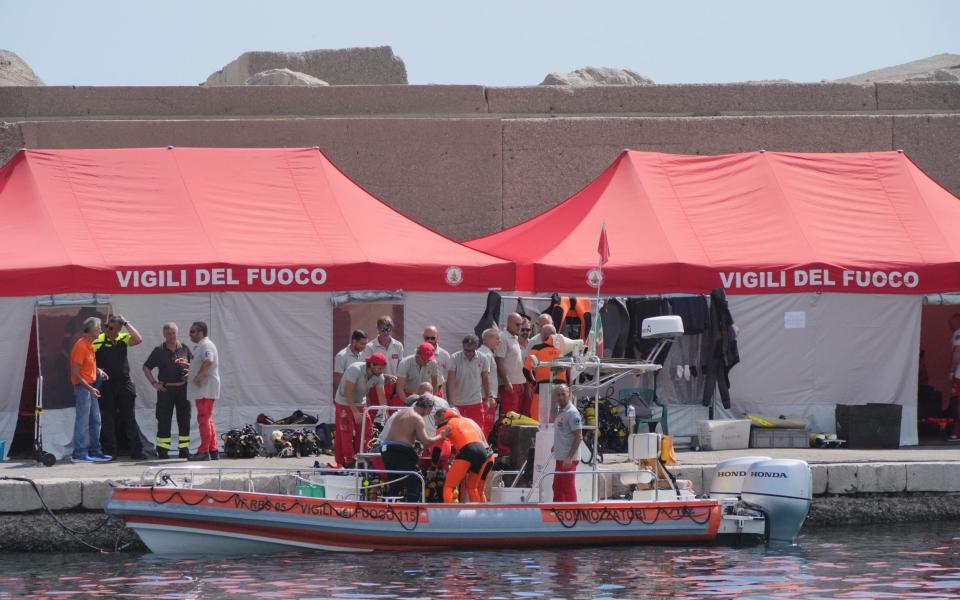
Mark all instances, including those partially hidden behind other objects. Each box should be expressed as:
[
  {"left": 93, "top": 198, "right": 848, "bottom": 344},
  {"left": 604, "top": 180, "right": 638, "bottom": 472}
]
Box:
[
  {"left": 318, "top": 475, "right": 360, "bottom": 500},
  {"left": 627, "top": 433, "right": 660, "bottom": 460},
  {"left": 697, "top": 419, "right": 752, "bottom": 451},
  {"left": 490, "top": 486, "right": 531, "bottom": 503}
]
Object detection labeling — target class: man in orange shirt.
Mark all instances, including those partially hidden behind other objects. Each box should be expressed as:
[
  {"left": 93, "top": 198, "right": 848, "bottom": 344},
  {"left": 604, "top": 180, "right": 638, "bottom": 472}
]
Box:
[{"left": 70, "top": 317, "right": 112, "bottom": 463}]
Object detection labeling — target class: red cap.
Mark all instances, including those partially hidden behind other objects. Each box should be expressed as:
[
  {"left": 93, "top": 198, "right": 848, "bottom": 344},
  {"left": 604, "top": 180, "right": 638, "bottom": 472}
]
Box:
[
  {"left": 366, "top": 352, "right": 387, "bottom": 367},
  {"left": 417, "top": 342, "right": 436, "bottom": 360}
]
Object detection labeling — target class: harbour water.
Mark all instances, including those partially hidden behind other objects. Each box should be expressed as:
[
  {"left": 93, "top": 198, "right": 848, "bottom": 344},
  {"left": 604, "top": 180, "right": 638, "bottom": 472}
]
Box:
[{"left": 1, "top": 520, "right": 958, "bottom": 599}]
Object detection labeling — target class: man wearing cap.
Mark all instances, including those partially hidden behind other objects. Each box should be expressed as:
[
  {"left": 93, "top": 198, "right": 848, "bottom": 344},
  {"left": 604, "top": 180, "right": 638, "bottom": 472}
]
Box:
[
  {"left": 422, "top": 325, "right": 451, "bottom": 397},
  {"left": 378, "top": 394, "right": 451, "bottom": 501},
  {"left": 334, "top": 353, "right": 387, "bottom": 468},
  {"left": 363, "top": 316, "right": 404, "bottom": 405},
  {"left": 477, "top": 328, "right": 501, "bottom": 437},
  {"left": 446, "top": 334, "right": 491, "bottom": 429},
  {"left": 334, "top": 329, "right": 368, "bottom": 396},
  {"left": 396, "top": 342, "right": 440, "bottom": 405}
]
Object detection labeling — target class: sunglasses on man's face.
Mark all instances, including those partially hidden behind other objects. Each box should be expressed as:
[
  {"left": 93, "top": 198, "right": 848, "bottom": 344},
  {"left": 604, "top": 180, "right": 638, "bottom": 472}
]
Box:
[
  {"left": 378, "top": 326, "right": 393, "bottom": 332},
  {"left": 189, "top": 329, "right": 200, "bottom": 334},
  {"left": 423, "top": 336, "right": 437, "bottom": 342}
]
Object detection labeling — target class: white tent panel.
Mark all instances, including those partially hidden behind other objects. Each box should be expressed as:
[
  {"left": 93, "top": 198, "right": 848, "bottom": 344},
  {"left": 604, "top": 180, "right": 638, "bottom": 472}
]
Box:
[
  {"left": 727, "top": 293, "right": 921, "bottom": 446},
  {"left": 0, "top": 297, "right": 36, "bottom": 459}
]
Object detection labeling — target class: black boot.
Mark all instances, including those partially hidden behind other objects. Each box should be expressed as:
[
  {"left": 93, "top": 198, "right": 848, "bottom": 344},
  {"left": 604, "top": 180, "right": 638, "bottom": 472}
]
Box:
[
  {"left": 209, "top": 450, "right": 220, "bottom": 460},
  {"left": 179, "top": 448, "right": 190, "bottom": 459},
  {"left": 187, "top": 452, "right": 210, "bottom": 462},
  {"left": 156, "top": 448, "right": 169, "bottom": 459}
]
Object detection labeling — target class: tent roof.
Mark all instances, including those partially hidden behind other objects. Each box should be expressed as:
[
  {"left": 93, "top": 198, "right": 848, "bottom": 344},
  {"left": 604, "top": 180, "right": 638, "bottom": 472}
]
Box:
[
  {"left": 467, "top": 150, "right": 960, "bottom": 294},
  {"left": 0, "top": 147, "right": 514, "bottom": 295}
]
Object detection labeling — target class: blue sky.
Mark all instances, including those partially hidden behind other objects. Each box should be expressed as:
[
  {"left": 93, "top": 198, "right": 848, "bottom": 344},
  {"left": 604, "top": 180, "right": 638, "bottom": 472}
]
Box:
[{"left": 3, "top": 0, "right": 958, "bottom": 86}]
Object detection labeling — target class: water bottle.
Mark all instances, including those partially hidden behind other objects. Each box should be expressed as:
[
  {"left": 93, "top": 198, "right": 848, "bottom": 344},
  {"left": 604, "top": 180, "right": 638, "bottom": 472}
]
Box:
[{"left": 627, "top": 403, "right": 636, "bottom": 435}]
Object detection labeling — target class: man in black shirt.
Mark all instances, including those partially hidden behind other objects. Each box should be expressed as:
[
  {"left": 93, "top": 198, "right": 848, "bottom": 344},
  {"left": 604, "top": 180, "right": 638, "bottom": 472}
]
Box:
[
  {"left": 93, "top": 314, "right": 144, "bottom": 460},
  {"left": 143, "top": 322, "right": 193, "bottom": 458}
]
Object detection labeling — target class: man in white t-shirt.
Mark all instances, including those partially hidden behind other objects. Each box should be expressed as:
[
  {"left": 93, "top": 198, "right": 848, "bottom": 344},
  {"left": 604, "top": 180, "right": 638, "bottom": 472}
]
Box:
[
  {"left": 363, "top": 315, "right": 404, "bottom": 406},
  {"left": 447, "top": 334, "right": 491, "bottom": 429},
  {"left": 551, "top": 384, "right": 582, "bottom": 502},
  {"left": 494, "top": 313, "right": 527, "bottom": 417},
  {"left": 477, "top": 328, "right": 501, "bottom": 437},
  {"left": 334, "top": 329, "right": 367, "bottom": 396},
  {"left": 186, "top": 321, "right": 220, "bottom": 461}
]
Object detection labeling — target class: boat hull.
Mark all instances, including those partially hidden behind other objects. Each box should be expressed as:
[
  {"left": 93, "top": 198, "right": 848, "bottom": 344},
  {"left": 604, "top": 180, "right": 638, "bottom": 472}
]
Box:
[{"left": 106, "top": 486, "right": 722, "bottom": 554}]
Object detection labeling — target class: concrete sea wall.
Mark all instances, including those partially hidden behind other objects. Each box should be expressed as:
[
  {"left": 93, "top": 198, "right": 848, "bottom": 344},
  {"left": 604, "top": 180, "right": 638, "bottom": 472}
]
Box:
[
  {"left": 2, "top": 82, "right": 959, "bottom": 241},
  {"left": 2, "top": 460, "right": 960, "bottom": 551}
]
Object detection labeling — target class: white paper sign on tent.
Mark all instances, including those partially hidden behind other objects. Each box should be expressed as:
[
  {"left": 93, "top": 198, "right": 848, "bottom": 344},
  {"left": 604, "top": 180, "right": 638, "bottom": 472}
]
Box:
[{"left": 784, "top": 311, "right": 806, "bottom": 329}]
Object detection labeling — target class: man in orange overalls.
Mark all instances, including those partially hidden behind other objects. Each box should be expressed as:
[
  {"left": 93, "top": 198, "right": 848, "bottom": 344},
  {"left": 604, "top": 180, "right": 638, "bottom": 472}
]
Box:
[{"left": 437, "top": 409, "right": 496, "bottom": 503}]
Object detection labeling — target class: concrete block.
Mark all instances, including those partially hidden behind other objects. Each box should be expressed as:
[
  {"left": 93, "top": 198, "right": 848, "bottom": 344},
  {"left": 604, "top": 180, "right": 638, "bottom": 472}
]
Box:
[
  {"left": 893, "top": 114, "right": 960, "bottom": 198},
  {"left": 501, "top": 115, "right": 894, "bottom": 227},
  {"left": 855, "top": 463, "right": 907, "bottom": 493},
  {"left": 487, "top": 83, "right": 877, "bottom": 115},
  {"left": 0, "top": 86, "right": 488, "bottom": 119},
  {"left": 0, "top": 480, "right": 82, "bottom": 512},
  {"left": 877, "top": 82, "right": 960, "bottom": 111},
  {"left": 0, "top": 480, "right": 42, "bottom": 512},
  {"left": 17, "top": 117, "right": 503, "bottom": 241},
  {"left": 944, "top": 463, "right": 960, "bottom": 492},
  {"left": 826, "top": 463, "right": 860, "bottom": 494},
  {"left": 81, "top": 480, "right": 115, "bottom": 510},
  {"left": 811, "top": 464, "right": 828, "bottom": 495},
  {"left": 906, "top": 462, "right": 950, "bottom": 492}
]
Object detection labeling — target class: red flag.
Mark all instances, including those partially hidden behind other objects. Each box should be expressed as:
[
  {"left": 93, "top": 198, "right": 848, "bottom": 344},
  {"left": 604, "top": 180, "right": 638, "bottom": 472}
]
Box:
[{"left": 598, "top": 224, "right": 610, "bottom": 265}]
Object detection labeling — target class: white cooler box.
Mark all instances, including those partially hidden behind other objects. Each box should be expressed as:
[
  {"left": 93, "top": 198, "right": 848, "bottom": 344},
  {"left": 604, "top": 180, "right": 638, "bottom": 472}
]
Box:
[{"left": 697, "top": 419, "right": 752, "bottom": 450}]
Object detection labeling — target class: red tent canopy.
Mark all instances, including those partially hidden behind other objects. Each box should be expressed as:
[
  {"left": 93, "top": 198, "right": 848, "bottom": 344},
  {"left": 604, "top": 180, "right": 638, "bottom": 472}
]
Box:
[
  {"left": 467, "top": 150, "right": 960, "bottom": 294},
  {"left": 0, "top": 148, "right": 514, "bottom": 295}
]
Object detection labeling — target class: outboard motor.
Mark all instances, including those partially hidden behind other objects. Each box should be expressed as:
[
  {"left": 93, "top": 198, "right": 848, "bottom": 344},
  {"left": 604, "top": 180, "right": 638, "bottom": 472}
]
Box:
[
  {"left": 709, "top": 456, "right": 772, "bottom": 499},
  {"left": 740, "top": 459, "right": 812, "bottom": 543}
]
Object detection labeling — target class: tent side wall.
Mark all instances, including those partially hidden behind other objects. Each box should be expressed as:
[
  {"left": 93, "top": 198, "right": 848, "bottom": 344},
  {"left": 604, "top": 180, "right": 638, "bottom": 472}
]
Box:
[
  {"left": 28, "top": 291, "right": 490, "bottom": 459},
  {"left": 0, "top": 298, "right": 36, "bottom": 459},
  {"left": 727, "top": 293, "right": 920, "bottom": 446}
]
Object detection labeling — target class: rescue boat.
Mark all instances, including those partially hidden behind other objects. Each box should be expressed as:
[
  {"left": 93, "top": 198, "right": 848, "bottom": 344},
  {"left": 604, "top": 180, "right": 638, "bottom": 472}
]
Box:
[
  {"left": 107, "top": 317, "right": 812, "bottom": 554},
  {"left": 105, "top": 451, "right": 811, "bottom": 554}
]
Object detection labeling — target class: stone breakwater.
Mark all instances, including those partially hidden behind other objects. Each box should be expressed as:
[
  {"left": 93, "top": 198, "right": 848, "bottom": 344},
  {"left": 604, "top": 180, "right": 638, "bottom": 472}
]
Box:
[{"left": 2, "top": 456, "right": 960, "bottom": 551}]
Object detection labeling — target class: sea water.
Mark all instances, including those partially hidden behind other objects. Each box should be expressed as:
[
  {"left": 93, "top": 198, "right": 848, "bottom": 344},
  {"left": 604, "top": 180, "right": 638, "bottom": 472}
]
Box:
[{"left": 0, "top": 520, "right": 958, "bottom": 598}]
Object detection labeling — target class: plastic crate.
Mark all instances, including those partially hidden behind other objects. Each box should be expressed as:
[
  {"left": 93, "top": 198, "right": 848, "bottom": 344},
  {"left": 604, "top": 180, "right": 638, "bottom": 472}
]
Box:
[
  {"left": 697, "top": 419, "right": 751, "bottom": 450},
  {"left": 749, "top": 428, "right": 810, "bottom": 449}
]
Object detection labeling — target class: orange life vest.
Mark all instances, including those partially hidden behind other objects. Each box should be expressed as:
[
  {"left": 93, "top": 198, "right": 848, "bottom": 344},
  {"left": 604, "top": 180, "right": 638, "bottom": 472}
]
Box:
[
  {"left": 546, "top": 296, "right": 593, "bottom": 342},
  {"left": 444, "top": 416, "right": 485, "bottom": 449},
  {"left": 523, "top": 339, "right": 568, "bottom": 385}
]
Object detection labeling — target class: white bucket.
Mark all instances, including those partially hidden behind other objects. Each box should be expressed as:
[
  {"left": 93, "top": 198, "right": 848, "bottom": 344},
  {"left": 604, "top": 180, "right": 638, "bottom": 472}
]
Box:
[{"left": 319, "top": 475, "right": 360, "bottom": 500}]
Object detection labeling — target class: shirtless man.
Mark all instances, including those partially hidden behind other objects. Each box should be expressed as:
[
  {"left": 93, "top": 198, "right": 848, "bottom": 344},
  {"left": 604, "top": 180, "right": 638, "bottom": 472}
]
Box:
[{"left": 379, "top": 395, "right": 451, "bottom": 501}]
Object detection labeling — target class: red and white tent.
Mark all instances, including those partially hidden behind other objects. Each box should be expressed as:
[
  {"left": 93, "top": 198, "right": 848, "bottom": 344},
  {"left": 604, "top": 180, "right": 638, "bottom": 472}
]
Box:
[
  {"left": 0, "top": 148, "right": 514, "bottom": 458},
  {"left": 0, "top": 147, "right": 513, "bottom": 294},
  {"left": 468, "top": 150, "right": 960, "bottom": 295},
  {"left": 468, "top": 150, "right": 960, "bottom": 446}
]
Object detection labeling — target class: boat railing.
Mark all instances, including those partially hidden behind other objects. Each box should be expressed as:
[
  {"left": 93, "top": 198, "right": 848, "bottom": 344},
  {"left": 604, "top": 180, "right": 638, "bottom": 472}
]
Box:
[
  {"left": 530, "top": 466, "right": 671, "bottom": 503},
  {"left": 137, "top": 464, "right": 427, "bottom": 502}
]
